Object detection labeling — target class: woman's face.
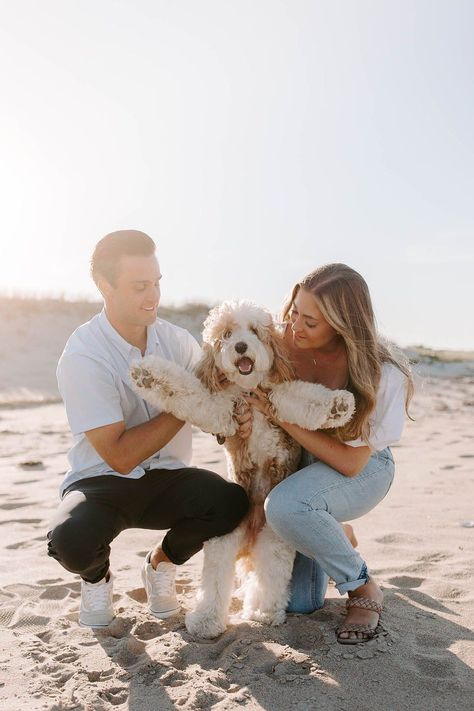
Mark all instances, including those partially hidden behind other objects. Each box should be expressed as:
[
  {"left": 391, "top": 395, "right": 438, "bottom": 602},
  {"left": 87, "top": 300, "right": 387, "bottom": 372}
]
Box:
[{"left": 289, "top": 288, "right": 340, "bottom": 351}]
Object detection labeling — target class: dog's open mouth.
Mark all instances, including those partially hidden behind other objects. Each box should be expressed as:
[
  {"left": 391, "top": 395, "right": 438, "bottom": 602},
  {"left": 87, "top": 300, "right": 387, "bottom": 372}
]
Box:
[{"left": 236, "top": 357, "right": 254, "bottom": 375}]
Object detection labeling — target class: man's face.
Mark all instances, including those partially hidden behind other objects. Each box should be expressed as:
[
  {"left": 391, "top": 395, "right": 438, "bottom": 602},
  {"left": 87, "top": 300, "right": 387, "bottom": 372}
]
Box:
[{"left": 103, "top": 254, "right": 162, "bottom": 328}]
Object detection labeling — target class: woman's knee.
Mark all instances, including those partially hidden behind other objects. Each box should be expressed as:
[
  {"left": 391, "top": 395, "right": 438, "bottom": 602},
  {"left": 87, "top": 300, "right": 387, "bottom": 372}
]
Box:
[{"left": 264, "top": 480, "right": 300, "bottom": 530}]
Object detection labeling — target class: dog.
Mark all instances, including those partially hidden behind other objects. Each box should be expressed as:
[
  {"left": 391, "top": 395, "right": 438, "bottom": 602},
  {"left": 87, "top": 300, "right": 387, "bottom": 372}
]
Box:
[{"left": 131, "top": 300, "right": 354, "bottom": 638}]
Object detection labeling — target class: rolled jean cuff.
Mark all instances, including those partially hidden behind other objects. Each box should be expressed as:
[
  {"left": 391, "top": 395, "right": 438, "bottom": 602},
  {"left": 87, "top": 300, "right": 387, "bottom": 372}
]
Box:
[{"left": 335, "top": 563, "right": 369, "bottom": 595}]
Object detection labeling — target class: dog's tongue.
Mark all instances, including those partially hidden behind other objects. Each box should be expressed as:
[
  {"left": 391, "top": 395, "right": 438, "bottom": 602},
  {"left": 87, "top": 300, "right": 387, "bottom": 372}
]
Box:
[{"left": 237, "top": 357, "right": 253, "bottom": 374}]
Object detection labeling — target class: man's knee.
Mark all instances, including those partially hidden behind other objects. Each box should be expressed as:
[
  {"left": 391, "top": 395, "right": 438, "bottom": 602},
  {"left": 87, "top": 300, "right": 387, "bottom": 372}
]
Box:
[
  {"left": 214, "top": 482, "right": 249, "bottom": 533},
  {"left": 47, "top": 520, "right": 100, "bottom": 573}
]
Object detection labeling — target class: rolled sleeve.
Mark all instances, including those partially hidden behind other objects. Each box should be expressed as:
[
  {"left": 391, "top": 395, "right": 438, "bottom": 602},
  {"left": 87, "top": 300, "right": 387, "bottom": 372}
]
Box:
[{"left": 346, "top": 364, "right": 407, "bottom": 452}]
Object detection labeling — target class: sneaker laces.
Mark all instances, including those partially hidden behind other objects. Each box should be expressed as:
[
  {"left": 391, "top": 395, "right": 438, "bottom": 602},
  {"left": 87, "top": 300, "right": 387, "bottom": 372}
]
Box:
[{"left": 83, "top": 581, "right": 112, "bottom": 611}]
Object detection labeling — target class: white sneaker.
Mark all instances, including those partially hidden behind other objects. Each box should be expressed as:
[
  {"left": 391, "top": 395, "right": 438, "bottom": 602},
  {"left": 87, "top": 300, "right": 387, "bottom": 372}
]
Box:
[
  {"left": 141, "top": 552, "right": 180, "bottom": 619},
  {"left": 79, "top": 573, "right": 115, "bottom": 628}
]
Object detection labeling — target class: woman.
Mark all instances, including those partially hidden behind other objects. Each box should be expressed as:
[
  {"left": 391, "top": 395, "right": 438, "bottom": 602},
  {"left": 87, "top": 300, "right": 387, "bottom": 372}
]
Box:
[{"left": 245, "top": 263, "right": 413, "bottom": 644}]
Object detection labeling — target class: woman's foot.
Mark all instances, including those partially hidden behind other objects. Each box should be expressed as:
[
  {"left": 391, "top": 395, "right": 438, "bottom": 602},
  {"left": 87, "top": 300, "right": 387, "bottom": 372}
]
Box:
[
  {"left": 342, "top": 523, "right": 358, "bottom": 548},
  {"left": 337, "top": 578, "right": 383, "bottom": 644}
]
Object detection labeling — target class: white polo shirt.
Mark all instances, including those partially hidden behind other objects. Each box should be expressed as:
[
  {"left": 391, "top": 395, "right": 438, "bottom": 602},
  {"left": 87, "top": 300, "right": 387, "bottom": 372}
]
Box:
[
  {"left": 346, "top": 362, "right": 407, "bottom": 451},
  {"left": 57, "top": 309, "right": 202, "bottom": 497}
]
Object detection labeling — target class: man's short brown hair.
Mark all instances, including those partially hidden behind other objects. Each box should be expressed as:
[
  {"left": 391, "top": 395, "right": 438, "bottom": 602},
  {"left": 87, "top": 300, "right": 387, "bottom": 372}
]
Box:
[{"left": 90, "top": 230, "right": 156, "bottom": 286}]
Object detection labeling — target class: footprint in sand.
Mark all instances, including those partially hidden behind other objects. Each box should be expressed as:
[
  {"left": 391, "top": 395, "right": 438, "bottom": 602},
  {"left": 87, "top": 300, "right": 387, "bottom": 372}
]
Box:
[
  {"left": 104, "top": 616, "right": 135, "bottom": 639},
  {"left": 11, "top": 613, "right": 51, "bottom": 632},
  {"left": 6, "top": 536, "right": 44, "bottom": 550},
  {"left": 388, "top": 575, "right": 424, "bottom": 589},
  {"left": 112, "top": 638, "right": 147, "bottom": 668},
  {"left": 0, "top": 606, "right": 16, "bottom": 627},
  {"left": 134, "top": 620, "right": 163, "bottom": 640},
  {"left": 18, "top": 461, "right": 45, "bottom": 470},
  {"left": 187, "top": 688, "right": 224, "bottom": 710},
  {"left": 0, "top": 581, "right": 80, "bottom": 632},
  {"left": 3, "top": 583, "right": 44, "bottom": 600},
  {"left": 285, "top": 619, "right": 327, "bottom": 651},
  {"left": 39, "top": 584, "right": 73, "bottom": 601},
  {"left": 54, "top": 649, "right": 80, "bottom": 664},
  {"left": 417, "top": 552, "right": 449, "bottom": 564},
  {"left": 375, "top": 533, "right": 421, "bottom": 545},
  {"left": 0, "top": 518, "right": 43, "bottom": 526},
  {"left": 101, "top": 686, "right": 129, "bottom": 706},
  {"left": 414, "top": 652, "right": 456, "bottom": 679},
  {"left": 160, "top": 669, "right": 188, "bottom": 687},
  {"left": 126, "top": 586, "right": 147, "bottom": 604}
]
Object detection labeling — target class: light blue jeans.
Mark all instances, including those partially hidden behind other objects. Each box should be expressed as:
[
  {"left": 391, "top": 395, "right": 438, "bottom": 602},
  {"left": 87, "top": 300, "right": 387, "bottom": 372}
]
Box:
[{"left": 264, "top": 448, "right": 395, "bottom": 613}]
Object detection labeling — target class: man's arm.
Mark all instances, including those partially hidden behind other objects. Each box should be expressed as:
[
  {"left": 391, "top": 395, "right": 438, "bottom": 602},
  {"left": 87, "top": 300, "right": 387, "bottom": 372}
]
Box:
[{"left": 85, "top": 413, "right": 185, "bottom": 475}]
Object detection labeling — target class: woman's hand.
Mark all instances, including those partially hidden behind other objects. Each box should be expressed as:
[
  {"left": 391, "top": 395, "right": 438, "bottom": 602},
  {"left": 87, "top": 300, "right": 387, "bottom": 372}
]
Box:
[
  {"left": 244, "top": 388, "right": 278, "bottom": 423},
  {"left": 231, "top": 401, "right": 253, "bottom": 439}
]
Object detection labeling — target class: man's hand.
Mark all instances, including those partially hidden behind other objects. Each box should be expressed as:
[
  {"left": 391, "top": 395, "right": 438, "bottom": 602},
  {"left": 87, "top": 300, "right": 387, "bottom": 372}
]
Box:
[{"left": 234, "top": 401, "right": 253, "bottom": 439}]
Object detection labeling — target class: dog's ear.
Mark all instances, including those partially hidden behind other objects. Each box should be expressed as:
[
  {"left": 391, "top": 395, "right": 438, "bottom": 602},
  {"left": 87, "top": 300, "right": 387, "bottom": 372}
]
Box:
[
  {"left": 268, "top": 327, "right": 294, "bottom": 383},
  {"left": 195, "top": 343, "right": 226, "bottom": 393}
]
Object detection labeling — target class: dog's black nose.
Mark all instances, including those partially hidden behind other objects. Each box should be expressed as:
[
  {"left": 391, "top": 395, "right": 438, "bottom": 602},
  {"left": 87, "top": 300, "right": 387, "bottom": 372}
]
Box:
[{"left": 235, "top": 341, "right": 248, "bottom": 354}]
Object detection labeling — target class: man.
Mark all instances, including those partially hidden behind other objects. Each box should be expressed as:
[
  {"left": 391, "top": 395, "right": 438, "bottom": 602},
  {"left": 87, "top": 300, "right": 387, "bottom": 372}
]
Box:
[{"left": 47, "top": 230, "right": 248, "bottom": 628}]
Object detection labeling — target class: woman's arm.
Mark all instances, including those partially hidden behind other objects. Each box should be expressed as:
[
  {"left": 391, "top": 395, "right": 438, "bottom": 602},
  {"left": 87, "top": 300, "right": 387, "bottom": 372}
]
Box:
[
  {"left": 245, "top": 389, "right": 371, "bottom": 477},
  {"left": 275, "top": 421, "right": 371, "bottom": 477}
]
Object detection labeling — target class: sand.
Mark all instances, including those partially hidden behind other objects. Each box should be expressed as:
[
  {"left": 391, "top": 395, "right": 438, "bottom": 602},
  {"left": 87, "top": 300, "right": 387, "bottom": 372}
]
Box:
[{"left": 0, "top": 298, "right": 473, "bottom": 710}]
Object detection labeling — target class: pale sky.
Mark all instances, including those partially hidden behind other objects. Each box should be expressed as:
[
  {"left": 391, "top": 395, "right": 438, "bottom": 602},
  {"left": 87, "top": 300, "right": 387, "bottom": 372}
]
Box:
[{"left": 1, "top": 1, "right": 473, "bottom": 350}]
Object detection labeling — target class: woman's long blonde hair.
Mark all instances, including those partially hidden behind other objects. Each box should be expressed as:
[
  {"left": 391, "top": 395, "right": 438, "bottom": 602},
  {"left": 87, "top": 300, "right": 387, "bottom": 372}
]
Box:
[{"left": 282, "top": 263, "right": 414, "bottom": 443}]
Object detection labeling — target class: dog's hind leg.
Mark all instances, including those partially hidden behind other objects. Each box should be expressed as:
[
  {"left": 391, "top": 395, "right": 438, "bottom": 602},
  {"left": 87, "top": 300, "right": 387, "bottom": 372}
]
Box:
[
  {"left": 185, "top": 527, "right": 244, "bottom": 639},
  {"left": 243, "top": 525, "right": 295, "bottom": 626}
]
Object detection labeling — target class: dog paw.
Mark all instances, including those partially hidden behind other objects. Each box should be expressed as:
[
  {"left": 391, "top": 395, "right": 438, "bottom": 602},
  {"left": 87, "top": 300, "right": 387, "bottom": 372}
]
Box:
[
  {"left": 268, "top": 609, "right": 287, "bottom": 626},
  {"left": 130, "top": 365, "right": 157, "bottom": 390},
  {"left": 185, "top": 609, "right": 227, "bottom": 639},
  {"left": 330, "top": 397, "right": 348, "bottom": 418},
  {"left": 243, "top": 608, "right": 286, "bottom": 626},
  {"left": 324, "top": 393, "right": 354, "bottom": 426}
]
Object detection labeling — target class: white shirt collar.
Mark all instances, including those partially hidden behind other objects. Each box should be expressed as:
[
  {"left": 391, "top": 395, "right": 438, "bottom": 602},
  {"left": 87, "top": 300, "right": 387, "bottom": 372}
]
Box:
[{"left": 98, "top": 308, "right": 158, "bottom": 358}]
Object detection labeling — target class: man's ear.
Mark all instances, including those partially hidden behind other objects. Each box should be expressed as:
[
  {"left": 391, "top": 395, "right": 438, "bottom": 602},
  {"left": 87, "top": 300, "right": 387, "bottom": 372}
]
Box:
[{"left": 97, "top": 276, "right": 113, "bottom": 299}]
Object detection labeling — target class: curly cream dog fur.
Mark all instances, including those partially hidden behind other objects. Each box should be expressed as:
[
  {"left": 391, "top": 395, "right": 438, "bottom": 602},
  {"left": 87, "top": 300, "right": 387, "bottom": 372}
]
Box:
[{"left": 131, "top": 300, "right": 354, "bottom": 638}]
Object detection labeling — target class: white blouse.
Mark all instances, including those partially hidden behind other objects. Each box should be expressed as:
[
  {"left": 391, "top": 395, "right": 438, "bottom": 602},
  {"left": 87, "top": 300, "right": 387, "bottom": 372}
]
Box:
[{"left": 346, "top": 363, "right": 407, "bottom": 452}]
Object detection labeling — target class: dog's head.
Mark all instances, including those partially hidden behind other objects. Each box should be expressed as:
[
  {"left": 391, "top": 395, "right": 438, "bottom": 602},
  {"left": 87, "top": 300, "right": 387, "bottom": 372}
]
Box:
[{"left": 195, "top": 300, "right": 294, "bottom": 392}]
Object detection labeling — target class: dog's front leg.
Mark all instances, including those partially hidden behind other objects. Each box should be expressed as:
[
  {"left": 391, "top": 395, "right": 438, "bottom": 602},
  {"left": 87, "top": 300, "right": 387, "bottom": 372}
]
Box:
[
  {"left": 243, "top": 525, "right": 295, "bottom": 626},
  {"left": 130, "top": 356, "right": 237, "bottom": 436},
  {"left": 268, "top": 381, "right": 355, "bottom": 430},
  {"left": 185, "top": 527, "right": 244, "bottom": 639}
]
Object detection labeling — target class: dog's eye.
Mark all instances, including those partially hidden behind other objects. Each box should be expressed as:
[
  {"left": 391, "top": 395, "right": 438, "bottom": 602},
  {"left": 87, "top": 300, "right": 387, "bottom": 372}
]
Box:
[
  {"left": 250, "top": 326, "right": 259, "bottom": 336},
  {"left": 223, "top": 329, "right": 232, "bottom": 339}
]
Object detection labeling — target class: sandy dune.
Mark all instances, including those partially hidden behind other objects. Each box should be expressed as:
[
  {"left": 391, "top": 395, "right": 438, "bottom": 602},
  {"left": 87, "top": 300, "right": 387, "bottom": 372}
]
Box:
[{"left": 0, "top": 299, "right": 473, "bottom": 710}]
